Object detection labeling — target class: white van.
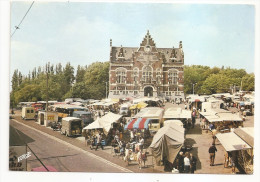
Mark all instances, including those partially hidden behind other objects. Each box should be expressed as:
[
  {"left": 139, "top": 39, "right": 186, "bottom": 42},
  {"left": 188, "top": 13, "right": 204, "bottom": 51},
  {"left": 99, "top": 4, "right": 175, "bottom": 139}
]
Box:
[
  {"left": 119, "top": 103, "right": 130, "bottom": 116},
  {"left": 21, "top": 107, "right": 35, "bottom": 120}
]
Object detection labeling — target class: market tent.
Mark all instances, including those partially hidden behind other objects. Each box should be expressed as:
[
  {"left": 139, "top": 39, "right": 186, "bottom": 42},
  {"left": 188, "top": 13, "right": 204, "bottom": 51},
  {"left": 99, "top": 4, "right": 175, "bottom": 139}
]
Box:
[
  {"left": 124, "top": 118, "right": 151, "bottom": 130},
  {"left": 99, "top": 112, "right": 122, "bottom": 134},
  {"left": 150, "top": 123, "right": 185, "bottom": 165},
  {"left": 164, "top": 120, "right": 183, "bottom": 127},
  {"left": 83, "top": 113, "right": 122, "bottom": 134},
  {"left": 216, "top": 132, "right": 251, "bottom": 152},
  {"left": 83, "top": 118, "right": 103, "bottom": 130}
]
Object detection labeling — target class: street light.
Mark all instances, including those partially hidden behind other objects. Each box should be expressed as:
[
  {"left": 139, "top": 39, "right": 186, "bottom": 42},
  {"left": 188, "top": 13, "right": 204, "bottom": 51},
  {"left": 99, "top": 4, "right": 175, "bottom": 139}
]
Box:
[
  {"left": 192, "top": 83, "right": 197, "bottom": 95},
  {"left": 105, "top": 81, "right": 108, "bottom": 99}
]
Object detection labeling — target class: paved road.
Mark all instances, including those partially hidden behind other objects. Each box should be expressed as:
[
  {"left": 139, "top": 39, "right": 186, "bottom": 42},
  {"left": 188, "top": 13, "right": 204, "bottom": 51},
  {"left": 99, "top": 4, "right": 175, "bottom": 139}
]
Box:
[{"left": 10, "top": 119, "right": 132, "bottom": 173}]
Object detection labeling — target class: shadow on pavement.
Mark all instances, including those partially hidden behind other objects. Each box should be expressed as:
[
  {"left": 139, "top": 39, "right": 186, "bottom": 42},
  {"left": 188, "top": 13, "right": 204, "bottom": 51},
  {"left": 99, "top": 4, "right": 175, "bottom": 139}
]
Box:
[
  {"left": 190, "top": 147, "right": 202, "bottom": 170},
  {"left": 184, "top": 138, "right": 197, "bottom": 146},
  {"left": 10, "top": 126, "right": 35, "bottom": 146},
  {"left": 186, "top": 124, "right": 202, "bottom": 135}
]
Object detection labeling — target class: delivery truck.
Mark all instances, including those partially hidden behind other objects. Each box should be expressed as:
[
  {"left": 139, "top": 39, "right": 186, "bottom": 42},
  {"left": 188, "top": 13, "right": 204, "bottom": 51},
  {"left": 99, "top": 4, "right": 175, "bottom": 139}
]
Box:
[{"left": 60, "top": 117, "right": 83, "bottom": 137}]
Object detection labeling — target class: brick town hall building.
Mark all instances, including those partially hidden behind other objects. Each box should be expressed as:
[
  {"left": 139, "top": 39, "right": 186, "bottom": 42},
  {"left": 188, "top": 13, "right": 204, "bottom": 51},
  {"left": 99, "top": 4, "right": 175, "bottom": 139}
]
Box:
[{"left": 108, "top": 30, "right": 184, "bottom": 101}]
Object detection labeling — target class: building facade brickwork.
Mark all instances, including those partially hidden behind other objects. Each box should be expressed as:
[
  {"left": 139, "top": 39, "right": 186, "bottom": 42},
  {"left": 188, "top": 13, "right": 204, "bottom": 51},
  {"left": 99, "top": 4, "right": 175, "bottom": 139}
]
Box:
[{"left": 108, "top": 31, "right": 185, "bottom": 101}]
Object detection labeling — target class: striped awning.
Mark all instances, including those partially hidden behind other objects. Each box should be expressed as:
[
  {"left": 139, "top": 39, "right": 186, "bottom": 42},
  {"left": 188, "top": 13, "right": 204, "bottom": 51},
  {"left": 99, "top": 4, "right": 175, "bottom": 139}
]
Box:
[{"left": 124, "top": 118, "right": 151, "bottom": 130}]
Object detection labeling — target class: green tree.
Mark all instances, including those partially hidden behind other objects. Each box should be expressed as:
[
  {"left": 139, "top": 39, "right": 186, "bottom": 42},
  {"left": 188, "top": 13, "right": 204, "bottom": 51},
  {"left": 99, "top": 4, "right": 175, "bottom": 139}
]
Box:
[
  {"left": 242, "top": 74, "right": 255, "bottom": 91},
  {"left": 84, "top": 62, "right": 109, "bottom": 99},
  {"left": 75, "top": 65, "right": 86, "bottom": 83}
]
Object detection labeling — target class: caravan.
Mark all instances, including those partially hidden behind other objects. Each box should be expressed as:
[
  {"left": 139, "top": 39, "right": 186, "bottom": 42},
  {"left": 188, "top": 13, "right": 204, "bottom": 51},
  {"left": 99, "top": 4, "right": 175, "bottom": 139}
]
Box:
[{"left": 21, "top": 107, "right": 35, "bottom": 120}]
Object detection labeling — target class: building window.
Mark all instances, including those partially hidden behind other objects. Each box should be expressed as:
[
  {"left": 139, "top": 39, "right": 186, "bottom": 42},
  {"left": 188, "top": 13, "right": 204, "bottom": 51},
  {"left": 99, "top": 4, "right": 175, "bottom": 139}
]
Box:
[
  {"left": 116, "top": 68, "right": 126, "bottom": 84},
  {"left": 142, "top": 66, "right": 153, "bottom": 83},
  {"left": 133, "top": 67, "right": 139, "bottom": 84},
  {"left": 168, "top": 69, "right": 178, "bottom": 85},
  {"left": 156, "top": 68, "right": 161, "bottom": 84}
]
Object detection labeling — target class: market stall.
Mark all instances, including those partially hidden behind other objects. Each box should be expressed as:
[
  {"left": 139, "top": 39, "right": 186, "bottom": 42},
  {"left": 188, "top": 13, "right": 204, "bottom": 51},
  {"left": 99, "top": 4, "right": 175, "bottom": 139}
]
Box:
[
  {"left": 150, "top": 123, "right": 185, "bottom": 166},
  {"left": 199, "top": 109, "right": 243, "bottom": 132},
  {"left": 234, "top": 127, "right": 254, "bottom": 174},
  {"left": 124, "top": 118, "right": 151, "bottom": 130},
  {"left": 216, "top": 128, "right": 253, "bottom": 174},
  {"left": 83, "top": 112, "right": 122, "bottom": 134}
]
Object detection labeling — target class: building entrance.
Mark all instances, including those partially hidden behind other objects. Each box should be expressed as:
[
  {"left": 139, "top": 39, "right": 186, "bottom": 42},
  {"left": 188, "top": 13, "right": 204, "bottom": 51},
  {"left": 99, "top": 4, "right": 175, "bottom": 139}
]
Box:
[{"left": 144, "top": 86, "right": 153, "bottom": 97}]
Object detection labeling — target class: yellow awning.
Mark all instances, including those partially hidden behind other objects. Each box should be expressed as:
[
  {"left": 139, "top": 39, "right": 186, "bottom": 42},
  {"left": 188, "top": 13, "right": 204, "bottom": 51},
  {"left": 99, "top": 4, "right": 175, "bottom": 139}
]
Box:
[
  {"left": 129, "top": 104, "right": 137, "bottom": 110},
  {"left": 137, "top": 102, "right": 148, "bottom": 109}
]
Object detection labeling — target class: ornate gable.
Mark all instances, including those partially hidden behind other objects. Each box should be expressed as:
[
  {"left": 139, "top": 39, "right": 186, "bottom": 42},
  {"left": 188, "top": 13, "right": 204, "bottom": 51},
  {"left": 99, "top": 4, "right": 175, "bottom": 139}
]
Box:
[{"left": 138, "top": 30, "right": 158, "bottom": 53}]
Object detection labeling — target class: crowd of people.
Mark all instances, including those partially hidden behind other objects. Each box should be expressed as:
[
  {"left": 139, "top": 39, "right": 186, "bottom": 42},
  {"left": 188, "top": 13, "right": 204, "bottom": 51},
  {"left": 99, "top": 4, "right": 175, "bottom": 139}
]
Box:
[{"left": 176, "top": 151, "right": 197, "bottom": 173}]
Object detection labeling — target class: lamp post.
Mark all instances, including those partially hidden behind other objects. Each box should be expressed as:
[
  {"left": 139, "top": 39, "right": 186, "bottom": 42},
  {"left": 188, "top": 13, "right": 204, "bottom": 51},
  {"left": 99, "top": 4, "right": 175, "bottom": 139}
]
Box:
[
  {"left": 192, "top": 83, "right": 197, "bottom": 95},
  {"left": 105, "top": 81, "right": 108, "bottom": 99}
]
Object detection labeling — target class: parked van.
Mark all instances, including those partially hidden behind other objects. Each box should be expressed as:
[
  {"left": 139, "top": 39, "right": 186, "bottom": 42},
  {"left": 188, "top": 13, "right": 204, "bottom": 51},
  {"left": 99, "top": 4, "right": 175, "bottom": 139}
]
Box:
[
  {"left": 21, "top": 107, "right": 35, "bottom": 120},
  {"left": 61, "top": 117, "right": 83, "bottom": 137},
  {"left": 119, "top": 103, "right": 131, "bottom": 116},
  {"left": 72, "top": 111, "right": 93, "bottom": 126}
]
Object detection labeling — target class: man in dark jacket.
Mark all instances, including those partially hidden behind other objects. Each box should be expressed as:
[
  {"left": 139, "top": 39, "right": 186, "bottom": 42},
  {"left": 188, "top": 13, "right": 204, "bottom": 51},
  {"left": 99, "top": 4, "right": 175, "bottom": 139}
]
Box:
[
  {"left": 208, "top": 144, "right": 217, "bottom": 166},
  {"left": 190, "top": 153, "right": 197, "bottom": 173},
  {"left": 177, "top": 152, "right": 184, "bottom": 173}
]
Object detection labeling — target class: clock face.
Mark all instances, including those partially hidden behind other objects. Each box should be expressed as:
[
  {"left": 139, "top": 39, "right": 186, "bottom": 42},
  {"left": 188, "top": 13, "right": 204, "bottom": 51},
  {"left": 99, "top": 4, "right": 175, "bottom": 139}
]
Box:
[{"left": 145, "top": 46, "right": 151, "bottom": 52}]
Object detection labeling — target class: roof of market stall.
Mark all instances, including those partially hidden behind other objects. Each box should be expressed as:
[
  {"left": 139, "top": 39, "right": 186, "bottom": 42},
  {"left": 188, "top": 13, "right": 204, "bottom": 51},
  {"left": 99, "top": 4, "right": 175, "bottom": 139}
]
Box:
[
  {"left": 124, "top": 118, "right": 151, "bottom": 130},
  {"left": 216, "top": 132, "right": 251, "bottom": 151}
]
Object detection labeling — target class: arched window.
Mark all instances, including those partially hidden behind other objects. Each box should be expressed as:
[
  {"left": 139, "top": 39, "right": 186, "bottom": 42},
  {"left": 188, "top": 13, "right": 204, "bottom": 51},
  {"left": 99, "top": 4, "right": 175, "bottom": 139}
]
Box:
[
  {"left": 116, "top": 68, "right": 126, "bottom": 84},
  {"left": 156, "top": 68, "right": 161, "bottom": 84},
  {"left": 142, "top": 66, "right": 153, "bottom": 83},
  {"left": 133, "top": 67, "right": 139, "bottom": 84},
  {"left": 168, "top": 69, "right": 178, "bottom": 85}
]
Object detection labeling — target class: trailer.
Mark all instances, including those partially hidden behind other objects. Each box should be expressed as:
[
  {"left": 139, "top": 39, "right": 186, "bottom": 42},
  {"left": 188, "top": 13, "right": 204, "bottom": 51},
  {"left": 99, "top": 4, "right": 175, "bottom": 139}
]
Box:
[{"left": 37, "top": 111, "right": 58, "bottom": 127}]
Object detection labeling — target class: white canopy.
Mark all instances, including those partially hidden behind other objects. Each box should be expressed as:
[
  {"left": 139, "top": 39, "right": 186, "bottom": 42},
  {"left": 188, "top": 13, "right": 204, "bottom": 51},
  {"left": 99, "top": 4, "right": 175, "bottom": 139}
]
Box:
[
  {"left": 83, "top": 112, "right": 122, "bottom": 134},
  {"left": 216, "top": 132, "right": 251, "bottom": 152},
  {"left": 163, "top": 107, "right": 191, "bottom": 119},
  {"left": 200, "top": 109, "right": 242, "bottom": 123},
  {"left": 99, "top": 112, "right": 122, "bottom": 133},
  {"left": 83, "top": 118, "right": 103, "bottom": 130},
  {"left": 164, "top": 120, "right": 183, "bottom": 127}
]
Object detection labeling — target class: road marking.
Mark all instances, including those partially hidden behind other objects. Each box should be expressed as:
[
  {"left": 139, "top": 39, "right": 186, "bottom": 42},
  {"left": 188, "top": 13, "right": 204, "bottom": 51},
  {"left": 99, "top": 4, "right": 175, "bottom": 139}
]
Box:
[{"left": 11, "top": 119, "right": 133, "bottom": 173}]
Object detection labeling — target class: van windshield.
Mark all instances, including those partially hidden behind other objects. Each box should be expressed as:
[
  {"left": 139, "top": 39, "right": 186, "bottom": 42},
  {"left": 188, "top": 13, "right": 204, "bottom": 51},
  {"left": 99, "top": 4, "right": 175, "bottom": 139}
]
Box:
[
  {"left": 82, "top": 114, "right": 91, "bottom": 119},
  {"left": 71, "top": 120, "right": 82, "bottom": 130},
  {"left": 150, "top": 119, "right": 159, "bottom": 124}
]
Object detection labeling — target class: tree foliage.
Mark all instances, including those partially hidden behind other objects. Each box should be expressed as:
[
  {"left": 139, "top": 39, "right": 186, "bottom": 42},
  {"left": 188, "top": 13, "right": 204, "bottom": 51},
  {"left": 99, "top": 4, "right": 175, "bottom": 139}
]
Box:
[
  {"left": 10, "top": 61, "right": 109, "bottom": 106},
  {"left": 10, "top": 62, "right": 254, "bottom": 106},
  {"left": 184, "top": 65, "right": 254, "bottom": 95}
]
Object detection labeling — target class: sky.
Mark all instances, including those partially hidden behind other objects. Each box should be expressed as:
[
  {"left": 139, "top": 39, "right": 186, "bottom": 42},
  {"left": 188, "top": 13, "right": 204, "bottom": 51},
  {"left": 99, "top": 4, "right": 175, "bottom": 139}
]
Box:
[{"left": 10, "top": 1, "right": 256, "bottom": 76}]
